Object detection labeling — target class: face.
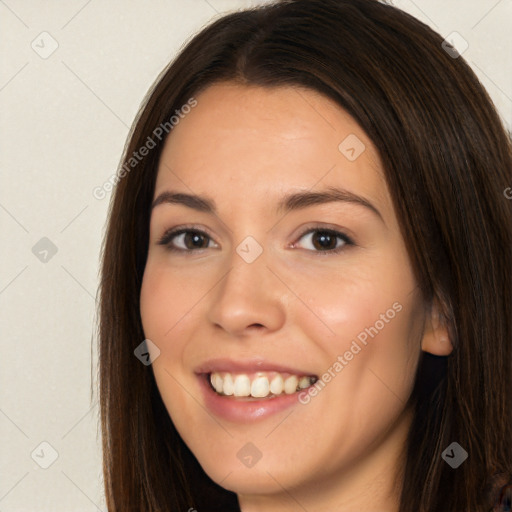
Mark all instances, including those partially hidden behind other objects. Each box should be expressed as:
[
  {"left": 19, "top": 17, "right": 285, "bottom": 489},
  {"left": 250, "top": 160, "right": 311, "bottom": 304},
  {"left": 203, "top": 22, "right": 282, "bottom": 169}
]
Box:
[{"left": 140, "top": 83, "right": 429, "bottom": 509}]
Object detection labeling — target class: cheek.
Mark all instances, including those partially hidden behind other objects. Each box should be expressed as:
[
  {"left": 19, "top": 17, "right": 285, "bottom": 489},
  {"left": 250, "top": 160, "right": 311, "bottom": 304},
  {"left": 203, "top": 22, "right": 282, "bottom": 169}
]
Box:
[
  {"left": 140, "top": 261, "right": 200, "bottom": 340},
  {"left": 140, "top": 267, "right": 171, "bottom": 339},
  {"left": 139, "top": 262, "right": 196, "bottom": 387},
  {"left": 286, "top": 261, "right": 416, "bottom": 355},
  {"left": 139, "top": 263, "right": 201, "bottom": 426},
  {"left": 291, "top": 283, "right": 422, "bottom": 476},
  {"left": 316, "top": 292, "right": 420, "bottom": 436},
  {"left": 290, "top": 264, "right": 421, "bottom": 419}
]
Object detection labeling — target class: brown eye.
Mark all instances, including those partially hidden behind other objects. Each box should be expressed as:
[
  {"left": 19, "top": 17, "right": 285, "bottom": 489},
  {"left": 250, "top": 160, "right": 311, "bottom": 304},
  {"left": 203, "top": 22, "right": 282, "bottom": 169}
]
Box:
[
  {"left": 295, "top": 228, "right": 353, "bottom": 254},
  {"left": 157, "top": 228, "right": 215, "bottom": 251}
]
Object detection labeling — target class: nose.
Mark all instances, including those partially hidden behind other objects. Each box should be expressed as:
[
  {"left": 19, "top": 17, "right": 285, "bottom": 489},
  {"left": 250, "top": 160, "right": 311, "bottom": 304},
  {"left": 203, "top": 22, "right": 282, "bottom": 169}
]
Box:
[{"left": 206, "top": 246, "right": 287, "bottom": 337}]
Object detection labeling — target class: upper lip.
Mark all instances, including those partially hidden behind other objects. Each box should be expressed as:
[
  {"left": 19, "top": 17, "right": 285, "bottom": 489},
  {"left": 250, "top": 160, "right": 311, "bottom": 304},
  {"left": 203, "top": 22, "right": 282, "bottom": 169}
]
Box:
[{"left": 194, "top": 357, "right": 317, "bottom": 376}]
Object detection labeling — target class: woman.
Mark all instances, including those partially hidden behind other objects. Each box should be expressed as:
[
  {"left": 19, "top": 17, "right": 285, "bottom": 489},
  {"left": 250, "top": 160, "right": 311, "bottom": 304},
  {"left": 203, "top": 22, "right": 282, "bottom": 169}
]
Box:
[{"left": 97, "top": 0, "right": 512, "bottom": 510}]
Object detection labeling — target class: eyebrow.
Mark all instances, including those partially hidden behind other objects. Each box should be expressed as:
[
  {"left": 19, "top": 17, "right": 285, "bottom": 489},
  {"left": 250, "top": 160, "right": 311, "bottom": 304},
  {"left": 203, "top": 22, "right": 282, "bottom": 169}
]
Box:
[{"left": 151, "top": 186, "right": 383, "bottom": 221}]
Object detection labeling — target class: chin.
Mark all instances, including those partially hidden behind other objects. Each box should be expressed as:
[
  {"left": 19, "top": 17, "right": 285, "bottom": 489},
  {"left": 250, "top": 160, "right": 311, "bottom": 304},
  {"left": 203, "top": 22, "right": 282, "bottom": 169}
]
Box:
[{"left": 194, "top": 448, "right": 304, "bottom": 495}]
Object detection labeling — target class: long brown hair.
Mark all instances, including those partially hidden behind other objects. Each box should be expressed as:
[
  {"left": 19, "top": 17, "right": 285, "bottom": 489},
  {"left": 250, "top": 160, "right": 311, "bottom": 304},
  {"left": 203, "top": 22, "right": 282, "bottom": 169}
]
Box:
[{"left": 97, "top": 1, "right": 512, "bottom": 510}]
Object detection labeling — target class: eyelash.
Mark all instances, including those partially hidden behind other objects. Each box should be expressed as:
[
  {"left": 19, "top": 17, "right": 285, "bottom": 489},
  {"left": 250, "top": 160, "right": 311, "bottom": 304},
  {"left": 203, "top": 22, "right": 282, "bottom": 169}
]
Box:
[{"left": 157, "top": 225, "right": 355, "bottom": 255}]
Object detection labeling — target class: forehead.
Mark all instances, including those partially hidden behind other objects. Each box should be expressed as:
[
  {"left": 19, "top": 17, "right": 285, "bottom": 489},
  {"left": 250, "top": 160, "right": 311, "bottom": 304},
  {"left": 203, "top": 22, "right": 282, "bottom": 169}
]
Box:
[{"left": 155, "top": 82, "right": 391, "bottom": 217}]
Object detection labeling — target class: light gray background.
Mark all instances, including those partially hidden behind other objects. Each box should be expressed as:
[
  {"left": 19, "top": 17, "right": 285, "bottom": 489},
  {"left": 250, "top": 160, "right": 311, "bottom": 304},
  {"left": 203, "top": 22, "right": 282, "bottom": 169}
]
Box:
[{"left": 1, "top": 1, "right": 511, "bottom": 510}]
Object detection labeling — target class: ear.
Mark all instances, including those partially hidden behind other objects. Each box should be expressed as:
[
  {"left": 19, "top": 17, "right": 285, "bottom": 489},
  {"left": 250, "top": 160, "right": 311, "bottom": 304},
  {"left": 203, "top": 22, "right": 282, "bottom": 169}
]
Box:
[{"left": 421, "top": 298, "right": 453, "bottom": 356}]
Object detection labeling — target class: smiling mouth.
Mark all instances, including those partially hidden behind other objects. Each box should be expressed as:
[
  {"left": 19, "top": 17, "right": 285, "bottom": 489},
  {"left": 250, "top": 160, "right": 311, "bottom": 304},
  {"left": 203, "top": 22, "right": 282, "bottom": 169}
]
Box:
[{"left": 206, "top": 371, "right": 319, "bottom": 400}]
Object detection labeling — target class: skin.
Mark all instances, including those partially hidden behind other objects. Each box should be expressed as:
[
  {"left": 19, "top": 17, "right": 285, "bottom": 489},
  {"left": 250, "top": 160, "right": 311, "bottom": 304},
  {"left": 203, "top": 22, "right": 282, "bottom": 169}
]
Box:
[{"left": 139, "top": 82, "right": 452, "bottom": 512}]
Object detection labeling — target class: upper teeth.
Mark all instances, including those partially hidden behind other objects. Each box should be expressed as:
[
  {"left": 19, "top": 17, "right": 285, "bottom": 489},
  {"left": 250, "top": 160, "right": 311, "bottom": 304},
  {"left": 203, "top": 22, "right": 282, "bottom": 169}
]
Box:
[{"left": 209, "top": 372, "right": 316, "bottom": 398}]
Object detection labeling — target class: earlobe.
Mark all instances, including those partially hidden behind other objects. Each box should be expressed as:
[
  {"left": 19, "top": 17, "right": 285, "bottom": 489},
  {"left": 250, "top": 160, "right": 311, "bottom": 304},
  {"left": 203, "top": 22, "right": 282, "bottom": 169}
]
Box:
[{"left": 421, "top": 300, "right": 453, "bottom": 356}]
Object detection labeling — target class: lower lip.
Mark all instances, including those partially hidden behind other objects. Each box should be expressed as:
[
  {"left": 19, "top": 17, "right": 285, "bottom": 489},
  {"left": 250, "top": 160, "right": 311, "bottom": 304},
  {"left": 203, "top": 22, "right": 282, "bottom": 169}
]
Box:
[{"left": 197, "top": 374, "right": 305, "bottom": 423}]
